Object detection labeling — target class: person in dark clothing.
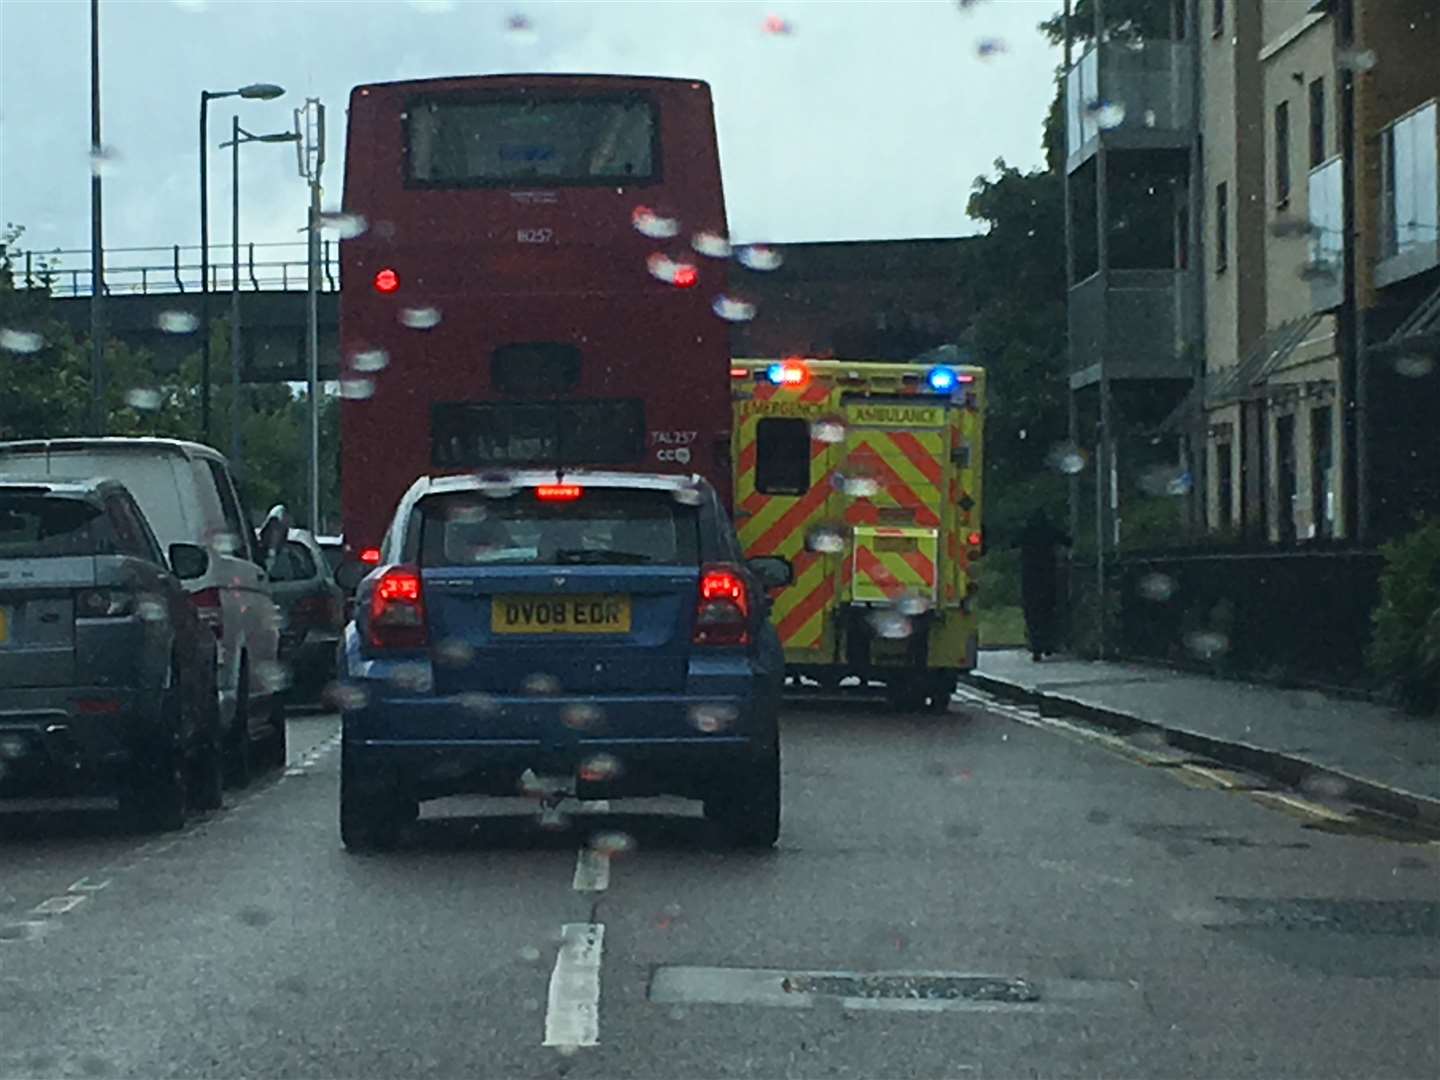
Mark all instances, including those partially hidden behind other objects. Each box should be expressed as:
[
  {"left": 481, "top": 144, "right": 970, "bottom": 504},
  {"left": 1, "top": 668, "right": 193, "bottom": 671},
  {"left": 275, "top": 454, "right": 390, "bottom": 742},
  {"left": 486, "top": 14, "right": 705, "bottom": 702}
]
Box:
[{"left": 1018, "top": 509, "right": 1072, "bottom": 661}]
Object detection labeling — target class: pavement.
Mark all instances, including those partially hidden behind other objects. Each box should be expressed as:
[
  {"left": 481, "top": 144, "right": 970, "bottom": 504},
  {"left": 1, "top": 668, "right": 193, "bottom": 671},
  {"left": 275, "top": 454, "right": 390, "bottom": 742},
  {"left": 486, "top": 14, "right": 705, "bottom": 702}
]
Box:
[
  {"left": 970, "top": 649, "right": 1440, "bottom": 827},
  {"left": 2, "top": 697, "right": 1438, "bottom": 1079}
]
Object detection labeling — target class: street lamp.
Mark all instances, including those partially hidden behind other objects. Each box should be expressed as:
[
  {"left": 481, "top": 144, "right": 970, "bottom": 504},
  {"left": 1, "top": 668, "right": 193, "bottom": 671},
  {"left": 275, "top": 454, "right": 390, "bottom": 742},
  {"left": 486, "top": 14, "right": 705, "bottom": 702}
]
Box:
[
  {"left": 198, "top": 82, "right": 284, "bottom": 443},
  {"left": 219, "top": 120, "right": 301, "bottom": 477}
]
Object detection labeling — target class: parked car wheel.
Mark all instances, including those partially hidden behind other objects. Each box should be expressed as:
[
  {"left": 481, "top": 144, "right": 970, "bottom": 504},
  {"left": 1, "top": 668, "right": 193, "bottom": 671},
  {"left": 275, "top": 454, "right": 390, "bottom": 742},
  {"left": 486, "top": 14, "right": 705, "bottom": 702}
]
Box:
[
  {"left": 224, "top": 656, "right": 254, "bottom": 789},
  {"left": 262, "top": 691, "right": 288, "bottom": 770},
  {"left": 122, "top": 723, "right": 188, "bottom": 834},
  {"left": 189, "top": 667, "right": 225, "bottom": 811},
  {"left": 339, "top": 744, "right": 415, "bottom": 852},
  {"left": 704, "top": 741, "right": 780, "bottom": 848}
]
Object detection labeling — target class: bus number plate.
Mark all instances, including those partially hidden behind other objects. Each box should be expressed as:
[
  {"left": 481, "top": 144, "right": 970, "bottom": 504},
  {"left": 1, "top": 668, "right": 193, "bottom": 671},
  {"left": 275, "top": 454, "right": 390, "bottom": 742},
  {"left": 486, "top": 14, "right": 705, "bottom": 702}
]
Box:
[{"left": 517, "top": 228, "right": 554, "bottom": 244}]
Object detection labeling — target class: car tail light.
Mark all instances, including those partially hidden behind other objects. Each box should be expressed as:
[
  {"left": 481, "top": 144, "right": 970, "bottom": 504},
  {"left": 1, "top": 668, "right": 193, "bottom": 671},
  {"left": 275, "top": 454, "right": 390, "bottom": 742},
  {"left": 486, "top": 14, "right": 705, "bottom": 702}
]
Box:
[
  {"left": 75, "top": 588, "right": 135, "bottom": 618},
  {"left": 693, "top": 564, "right": 750, "bottom": 647},
  {"left": 189, "top": 587, "right": 223, "bottom": 639},
  {"left": 359, "top": 547, "right": 381, "bottom": 565},
  {"left": 967, "top": 530, "right": 983, "bottom": 559},
  {"left": 369, "top": 566, "right": 427, "bottom": 649}
]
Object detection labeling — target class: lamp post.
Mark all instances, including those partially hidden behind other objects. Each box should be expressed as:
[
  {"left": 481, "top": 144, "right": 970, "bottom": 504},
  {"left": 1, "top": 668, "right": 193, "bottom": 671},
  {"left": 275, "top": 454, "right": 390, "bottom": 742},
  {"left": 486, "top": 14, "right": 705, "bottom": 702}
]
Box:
[
  {"left": 89, "top": 0, "right": 104, "bottom": 435},
  {"left": 219, "top": 120, "right": 301, "bottom": 476},
  {"left": 199, "top": 81, "right": 284, "bottom": 443}
]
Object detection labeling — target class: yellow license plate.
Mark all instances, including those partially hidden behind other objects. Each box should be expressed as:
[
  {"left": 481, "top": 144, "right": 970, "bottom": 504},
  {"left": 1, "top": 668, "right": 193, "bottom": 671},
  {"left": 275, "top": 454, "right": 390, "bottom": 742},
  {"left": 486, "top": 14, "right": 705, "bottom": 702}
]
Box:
[
  {"left": 491, "top": 594, "right": 631, "bottom": 634},
  {"left": 0, "top": 606, "right": 8, "bottom": 645}
]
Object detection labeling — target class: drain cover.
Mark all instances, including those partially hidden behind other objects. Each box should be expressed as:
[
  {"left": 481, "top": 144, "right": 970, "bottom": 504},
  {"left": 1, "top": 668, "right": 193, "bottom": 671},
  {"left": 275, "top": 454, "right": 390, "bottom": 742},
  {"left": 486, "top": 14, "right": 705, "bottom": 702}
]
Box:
[{"left": 781, "top": 973, "right": 1040, "bottom": 1003}]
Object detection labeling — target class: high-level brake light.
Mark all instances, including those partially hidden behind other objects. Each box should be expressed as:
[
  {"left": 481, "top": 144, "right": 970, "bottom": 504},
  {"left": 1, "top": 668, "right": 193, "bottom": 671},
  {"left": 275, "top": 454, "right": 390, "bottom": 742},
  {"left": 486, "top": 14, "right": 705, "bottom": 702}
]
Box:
[
  {"left": 373, "top": 268, "right": 400, "bottom": 294},
  {"left": 765, "top": 359, "right": 810, "bottom": 387},
  {"left": 535, "top": 484, "right": 583, "bottom": 502}
]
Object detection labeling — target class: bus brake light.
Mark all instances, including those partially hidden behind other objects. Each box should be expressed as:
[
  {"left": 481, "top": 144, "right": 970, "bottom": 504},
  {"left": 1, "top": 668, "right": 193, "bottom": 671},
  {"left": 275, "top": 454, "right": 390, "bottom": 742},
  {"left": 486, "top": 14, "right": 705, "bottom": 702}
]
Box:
[{"left": 373, "top": 268, "right": 400, "bottom": 294}]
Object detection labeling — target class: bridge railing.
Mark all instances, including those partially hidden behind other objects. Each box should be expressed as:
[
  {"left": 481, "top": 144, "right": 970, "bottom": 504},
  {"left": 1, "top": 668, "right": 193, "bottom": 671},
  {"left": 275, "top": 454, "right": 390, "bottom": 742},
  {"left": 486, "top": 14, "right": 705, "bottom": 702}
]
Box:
[{"left": 7, "top": 242, "right": 340, "bottom": 297}]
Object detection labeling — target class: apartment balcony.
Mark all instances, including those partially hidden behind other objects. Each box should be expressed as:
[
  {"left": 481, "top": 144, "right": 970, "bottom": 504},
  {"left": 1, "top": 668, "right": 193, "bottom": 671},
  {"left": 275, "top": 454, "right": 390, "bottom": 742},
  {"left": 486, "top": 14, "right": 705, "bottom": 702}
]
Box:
[
  {"left": 1068, "top": 269, "right": 1197, "bottom": 389},
  {"left": 1376, "top": 99, "right": 1439, "bottom": 289},
  {"left": 1065, "top": 40, "right": 1195, "bottom": 173},
  {"left": 1306, "top": 156, "right": 1345, "bottom": 313}
]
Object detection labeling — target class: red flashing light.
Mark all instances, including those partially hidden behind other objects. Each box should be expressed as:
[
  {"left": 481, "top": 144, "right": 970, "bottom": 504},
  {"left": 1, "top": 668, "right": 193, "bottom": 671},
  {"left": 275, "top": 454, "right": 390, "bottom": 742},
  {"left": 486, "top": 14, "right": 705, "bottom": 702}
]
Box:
[
  {"left": 536, "top": 484, "right": 583, "bottom": 502},
  {"left": 369, "top": 566, "right": 427, "bottom": 650},
  {"left": 730, "top": 366, "right": 748, "bottom": 379},
  {"left": 967, "top": 531, "right": 982, "bottom": 547},
  {"left": 958, "top": 373, "right": 975, "bottom": 383},
  {"left": 359, "top": 546, "right": 382, "bottom": 565},
  {"left": 373, "top": 268, "right": 400, "bottom": 294},
  {"left": 777, "top": 359, "right": 809, "bottom": 387},
  {"left": 673, "top": 264, "right": 699, "bottom": 289}
]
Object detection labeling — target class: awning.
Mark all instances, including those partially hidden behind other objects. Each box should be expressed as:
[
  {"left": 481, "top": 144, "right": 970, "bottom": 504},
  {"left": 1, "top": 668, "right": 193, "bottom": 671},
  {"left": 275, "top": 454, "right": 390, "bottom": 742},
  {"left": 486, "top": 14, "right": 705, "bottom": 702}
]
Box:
[{"left": 1366, "top": 280, "right": 1440, "bottom": 360}]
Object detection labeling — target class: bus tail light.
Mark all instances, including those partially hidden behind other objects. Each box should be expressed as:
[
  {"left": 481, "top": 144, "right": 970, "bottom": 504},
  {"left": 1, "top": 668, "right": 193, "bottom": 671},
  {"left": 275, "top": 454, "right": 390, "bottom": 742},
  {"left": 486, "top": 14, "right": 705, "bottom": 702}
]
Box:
[
  {"left": 693, "top": 564, "right": 750, "bottom": 647},
  {"left": 373, "top": 268, "right": 400, "bottom": 294},
  {"left": 369, "top": 566, "right": 427, "bottom": 650}
]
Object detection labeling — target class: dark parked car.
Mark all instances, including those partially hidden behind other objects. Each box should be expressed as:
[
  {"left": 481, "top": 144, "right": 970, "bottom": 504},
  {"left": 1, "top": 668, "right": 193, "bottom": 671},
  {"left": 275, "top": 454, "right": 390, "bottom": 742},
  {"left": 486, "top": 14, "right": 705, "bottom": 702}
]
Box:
[
  {"left": 268, "top": 529, "right": 345, "bottom": 697},
  {"left": 336, "top": 470, "right": 791, "bottom": 851},
  {"left": 0, "top": 477, "right": 222, "bottom": 830}
]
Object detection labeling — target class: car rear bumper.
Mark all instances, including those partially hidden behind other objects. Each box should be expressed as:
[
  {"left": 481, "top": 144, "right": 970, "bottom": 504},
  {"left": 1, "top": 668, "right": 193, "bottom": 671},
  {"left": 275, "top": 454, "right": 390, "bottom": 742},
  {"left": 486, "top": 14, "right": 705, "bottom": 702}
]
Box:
[{"left": 0, "top": 686, "right": 168, "bottom": 799}]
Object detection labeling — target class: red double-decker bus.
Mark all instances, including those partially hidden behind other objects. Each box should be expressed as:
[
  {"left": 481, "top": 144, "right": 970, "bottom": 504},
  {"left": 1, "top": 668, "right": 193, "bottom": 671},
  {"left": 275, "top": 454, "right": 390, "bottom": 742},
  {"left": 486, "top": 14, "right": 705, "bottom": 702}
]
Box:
[{"left": 338, "top": 74, "right": 732, "bottom": 558}]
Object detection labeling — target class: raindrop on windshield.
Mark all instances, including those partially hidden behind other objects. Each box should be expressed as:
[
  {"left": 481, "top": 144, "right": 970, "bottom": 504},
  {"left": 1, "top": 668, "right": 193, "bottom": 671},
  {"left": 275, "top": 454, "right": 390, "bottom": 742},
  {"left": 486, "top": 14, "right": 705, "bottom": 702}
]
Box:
[
  {"left": 1046, "top": 442, "right": 1088, "bottom": 474},
  {"left": 578, "top": 753, "right": 623, "bottom": 783},
  {"left": 1138, "top": 465, "right": 1192, "bottom": 497},
  {"left": 691, "top": 230, "right": 732, "bottom": 258},
  {"left": 156, "top": 310, "right": 200, "bottom": 334},
  {"left": 1394, "top": 353, "right": 1435, "bottom": 378},
  {"left": 761, "top": 13, "right": 794, "bottom": 35},
  {"left": 646, "top": 253, "right": 699, "bottom": 288},
  {"left": 976, "top": 37, "right": 1007, "bottom": 58},
  {"left": 399, "top": 306, "right": 442, "bottom": 330},
  {"left": 1299, "top": 259, "right": 1338, "bottom": 283},
  {"left": 1270, "top": 215, "right": 1314, "bottom": 238},
  {"left": 433, "top": 639, "right": 476, "bottom": 669},
  {"left": 517, "top": 944, "right": 543, "bottom": 964},
  {"left": 561, "top": 703, "right": 605, "bottom": 731},
  {"left": 1137, "top": 572, "right": 1176, "bottom": 602},
  {"left": 340, "top": 378, "right": 375, "bottom": 400},
  {"left": 505, "top": 12, "right": 539, "bottom": 43},
  {"left": 324, "top": 683, "right": 370, "bottom": 712},
  {"left": 671, "top": 481, "right": 704, "bottom": 506},
  {"left": 256, "top": 660, "right": 292, "bottom": 694},
  {"left": 476, "top": 472, "right": 518, "bottom": 499},
  {"left": 389, "top": 663, "right": 433, "bottom": 693},
  {"left": 318, "top": 212, "right": 368, "bottom": 239},
  {"left": 88, "top": 144, "right": 121, "bottom": 177},
  {"left": 1300, "top": 773, "right": 1350, "bottom": 799},
  {"left": 711, "top": 295, "right": 757, "bottom": 322},
  {"left": 125, "top": 388, "right": 163, "bottom": 412},
  {"left": 1183, "top": 630, "right": 1230, "bottom": 661},
  {"left": 806, "top": 525, "right": 848, "bottom": 554},
  {"left": 869, "top": 611, "right": 913, "bottom": 640},
  {"left": 895, "top": 592, "right": 932, "bottom": 617},
  {"left": 1336, "top": 47, "right": 1378, "bottom": 72},
  {"left": 811, "top": 417, "right": 846, "bottom": 444},
  {"left": 458, "top": 691, "right": 499, "bottom": 716},
  {"left": 689, "top": 703, "right": 739, "bottom": 733},
  {"left": 136, "top": 595, "right": 167, "bottom": 623},
  {"left": 840, "top": 474, "right": 880, "bottom": 498},
  {"left": 736, "top": 245, "right": 783, "bottom": 272},
  {"left": 632, "top": 206, "right": 680, "bottom": 239},
  {"left": 522, "top": 672, "right": 561, "bottom": 696},
  {"left": 0, "top": 328, "right": 45, "bottom": 354},
  {"left": 1085, "top": 98, "right": 1127, "bottom": 129},
  {"left": 589, "top": 830, "right": 635, "bottom": 856},
  {"left": 351, "top": 348, "right": 389, "bottom": 373}
]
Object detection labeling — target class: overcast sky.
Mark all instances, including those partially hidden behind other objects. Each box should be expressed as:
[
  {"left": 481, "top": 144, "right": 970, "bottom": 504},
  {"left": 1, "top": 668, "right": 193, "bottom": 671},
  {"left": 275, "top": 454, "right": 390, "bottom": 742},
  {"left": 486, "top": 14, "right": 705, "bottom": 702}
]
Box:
[{"left": 1, "top": 0, "right": 1062, "bottom": 261}]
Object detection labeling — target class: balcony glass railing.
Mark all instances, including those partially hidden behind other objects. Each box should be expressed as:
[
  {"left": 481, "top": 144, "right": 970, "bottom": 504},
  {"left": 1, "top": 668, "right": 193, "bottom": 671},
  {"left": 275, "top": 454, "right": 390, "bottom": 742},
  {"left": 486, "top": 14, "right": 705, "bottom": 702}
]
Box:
[
  {"left": 1307, "top": 157, "right": 1345, "bottom": 270},
  {"left": 1380, "top": 100, "right": 1438, "bottom": 260},
  {"left": 1065, "top": 40, "right": 1193, "bottom": 155}
]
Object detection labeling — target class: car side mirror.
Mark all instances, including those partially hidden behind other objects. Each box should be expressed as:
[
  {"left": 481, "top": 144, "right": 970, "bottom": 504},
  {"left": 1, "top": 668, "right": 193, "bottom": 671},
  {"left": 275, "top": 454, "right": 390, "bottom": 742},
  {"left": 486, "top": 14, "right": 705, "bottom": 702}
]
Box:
[
  {"left": 747, "top": 556, "right": 793, "bottom": 590},
  {"left": 334, "top": 558, "right": 370, "bottom": 594},
  {"left": 169, "top": 542, "right": 210, "bottom": 581}
]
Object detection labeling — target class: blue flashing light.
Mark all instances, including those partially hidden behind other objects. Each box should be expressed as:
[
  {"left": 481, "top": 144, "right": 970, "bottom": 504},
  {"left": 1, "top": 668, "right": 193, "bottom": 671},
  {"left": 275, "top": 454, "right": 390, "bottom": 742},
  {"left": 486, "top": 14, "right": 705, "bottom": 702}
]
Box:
[
  {"left": 766, "top": 362, "right": 786, "bottom": 384},
  {"left": 926, "top": 366, "right": 958, "bottom": 393}
]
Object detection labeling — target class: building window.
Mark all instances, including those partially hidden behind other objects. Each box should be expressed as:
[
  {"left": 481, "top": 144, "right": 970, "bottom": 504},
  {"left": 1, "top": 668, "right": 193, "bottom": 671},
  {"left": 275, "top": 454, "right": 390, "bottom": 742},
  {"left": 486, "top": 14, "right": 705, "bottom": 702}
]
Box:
[
  {"left": 1216, "top": 441, "right": 1234, "bottom": 531},
  {"left": 1311, "top": 403, "right": 1333, "bottom": 539},
  {"left": 755, "top": 418, "right": 811, "bottom": 495},
  {"left": 1212, "top": 0, "right": 1225, "bottom": 37},
  {"left": 1215, "top": 181, "right": 1229, "bottom": 272},
  {"left": 1308, "top": 78, "right": 1326, "bottom": 168},
  {"left": 1276, "top": 413, "right": 1298, "bottom": 544},
  {"left": 1274, "top": 101, "right": 1291, "bottom": 207}
]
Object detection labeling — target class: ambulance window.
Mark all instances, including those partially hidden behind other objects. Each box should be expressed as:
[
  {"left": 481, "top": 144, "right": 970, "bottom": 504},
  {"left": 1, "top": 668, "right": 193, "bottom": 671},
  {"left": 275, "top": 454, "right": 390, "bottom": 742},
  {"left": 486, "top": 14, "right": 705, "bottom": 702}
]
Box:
[{"left": 756, "top": 418, "right": 811, "bottom": 495}]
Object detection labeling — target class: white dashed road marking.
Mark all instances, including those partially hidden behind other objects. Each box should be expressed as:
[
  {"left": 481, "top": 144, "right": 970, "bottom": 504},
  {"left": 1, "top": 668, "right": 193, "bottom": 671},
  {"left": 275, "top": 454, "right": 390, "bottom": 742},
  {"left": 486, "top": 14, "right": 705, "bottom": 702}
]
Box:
[
  {"left": 572, "top": 848, "right": 611, "bottom": 893},
  {"left": 543, "top": 922, "right": 605, "bottom": 1049}
]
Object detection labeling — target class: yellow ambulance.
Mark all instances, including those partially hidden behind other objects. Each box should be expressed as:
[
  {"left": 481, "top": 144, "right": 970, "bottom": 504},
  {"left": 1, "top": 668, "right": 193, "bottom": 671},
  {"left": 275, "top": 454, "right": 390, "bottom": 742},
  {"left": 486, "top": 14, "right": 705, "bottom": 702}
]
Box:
[{"left": 731, "top": 359, "right": 985, "bottom": 710}]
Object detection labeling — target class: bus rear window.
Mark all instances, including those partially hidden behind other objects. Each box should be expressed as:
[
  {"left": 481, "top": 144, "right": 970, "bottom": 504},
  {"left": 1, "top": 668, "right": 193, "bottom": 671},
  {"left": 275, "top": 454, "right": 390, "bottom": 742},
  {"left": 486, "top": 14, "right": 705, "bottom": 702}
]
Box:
[
  {"left": 407, "top": 96, "right": 656, "bottom": 185},
  {"left": 432, "top": 400, "right": 645, "bottom": 468}
]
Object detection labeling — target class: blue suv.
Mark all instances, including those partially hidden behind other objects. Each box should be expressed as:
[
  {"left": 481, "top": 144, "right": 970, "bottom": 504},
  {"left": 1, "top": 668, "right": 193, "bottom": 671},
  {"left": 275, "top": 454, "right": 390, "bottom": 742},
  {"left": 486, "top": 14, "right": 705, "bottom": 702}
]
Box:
[{"left": 337, "top": 471, "right": 791, "bottom": 851}]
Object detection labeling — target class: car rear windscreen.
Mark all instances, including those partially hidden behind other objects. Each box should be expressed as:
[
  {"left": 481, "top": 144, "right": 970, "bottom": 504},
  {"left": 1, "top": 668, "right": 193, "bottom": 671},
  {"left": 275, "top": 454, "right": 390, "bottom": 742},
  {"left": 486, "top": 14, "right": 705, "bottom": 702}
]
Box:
[
  {"left": 0, "top": 494, "right": 110, "bottom": 558},
  {"left": 407, "top": 96, "right": 656, "bottom": 186},
  {"left": 0, "top": 451, "right": 192, "bottom": 546},
  {"left": 418, "top": 489, "right": 699, "bottom": 568},
  {"left": 431, "top": 400, "right": 645, "bottom": 468}
]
